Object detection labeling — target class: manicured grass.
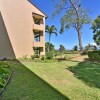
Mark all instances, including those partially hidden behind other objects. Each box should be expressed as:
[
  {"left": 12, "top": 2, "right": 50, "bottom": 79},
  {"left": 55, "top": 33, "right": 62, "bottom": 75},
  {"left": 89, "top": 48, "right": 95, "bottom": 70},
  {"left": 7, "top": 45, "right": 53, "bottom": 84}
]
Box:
[
  {"left": 23, "top": 61, "right": 100, "bottom": 100},
  {"left": 56, "top": 53, "right": 80, "bottom": 59},
  {"left": 0, "top": 61, "right": 68, "bottom": 100},
  {"left": 1, "top": 59, "right": 100, "bottom": 100}
]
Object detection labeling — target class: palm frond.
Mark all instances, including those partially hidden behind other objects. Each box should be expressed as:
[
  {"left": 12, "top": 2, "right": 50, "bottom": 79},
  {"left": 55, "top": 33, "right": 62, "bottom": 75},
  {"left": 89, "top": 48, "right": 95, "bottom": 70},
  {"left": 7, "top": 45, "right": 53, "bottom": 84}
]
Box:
[
  {"left": 45, "top": 25, "right": 57, "bottom": 36},
  {"left": 52, "top": 32, "right": 57, "bottom": 36}
]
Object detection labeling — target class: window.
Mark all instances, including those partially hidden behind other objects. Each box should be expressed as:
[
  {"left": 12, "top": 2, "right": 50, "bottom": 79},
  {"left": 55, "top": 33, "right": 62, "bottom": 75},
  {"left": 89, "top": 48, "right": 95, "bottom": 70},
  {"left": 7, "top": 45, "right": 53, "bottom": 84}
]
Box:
[
  {"left": 34, "top": 18, "right": 40, "bottom": 25},
  {"left": 34, "top": 31, "right": 40, "bottom": 42},
  {"left": 34, "top": 47, "right": 40, "bottom": 55}
]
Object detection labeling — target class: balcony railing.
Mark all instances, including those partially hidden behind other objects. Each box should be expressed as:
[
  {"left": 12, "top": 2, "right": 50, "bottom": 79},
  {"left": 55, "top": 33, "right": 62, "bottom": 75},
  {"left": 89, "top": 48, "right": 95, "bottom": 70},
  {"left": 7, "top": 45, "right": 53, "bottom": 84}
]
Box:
[
  {"left": 33, "top": 24, "right": 44, "bottom": 31},
  {"left": 33, "top": 41, "right": 44, "bottom": 47}
]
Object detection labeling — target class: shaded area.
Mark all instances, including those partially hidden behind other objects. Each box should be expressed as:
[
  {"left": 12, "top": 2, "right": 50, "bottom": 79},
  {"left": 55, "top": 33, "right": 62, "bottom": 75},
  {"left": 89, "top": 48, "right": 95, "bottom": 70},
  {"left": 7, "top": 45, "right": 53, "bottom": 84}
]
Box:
[
  {"left": 0, "top": 12, "right": 15, "bottom": 59},
  {"left": 67, "top": 61, "right": 100, "bottom": 88},
  {"left": 0, "top": 61, "right": 69, "bottom": 100}
]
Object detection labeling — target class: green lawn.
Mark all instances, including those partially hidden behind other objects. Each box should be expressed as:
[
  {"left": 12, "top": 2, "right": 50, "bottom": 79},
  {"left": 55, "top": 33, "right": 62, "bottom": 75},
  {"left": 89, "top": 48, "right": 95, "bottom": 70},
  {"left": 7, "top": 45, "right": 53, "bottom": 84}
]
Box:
[
  {"left": 56, "top": 53, "right": 80, "bottom": 59},
  {"left": 0, "top": 59, "right": 100, "bottom": 100}
]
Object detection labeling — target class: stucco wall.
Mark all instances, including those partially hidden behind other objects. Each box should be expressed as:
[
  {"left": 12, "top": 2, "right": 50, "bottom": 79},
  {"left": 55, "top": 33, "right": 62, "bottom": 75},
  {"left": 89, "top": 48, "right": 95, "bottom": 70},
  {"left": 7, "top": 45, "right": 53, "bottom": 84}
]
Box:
[
  {"left": 0, "top": 12, "right": 15, "bottom": 59},
  {"left": 0, "top": 0, "right": 46, "bottom": 59}
]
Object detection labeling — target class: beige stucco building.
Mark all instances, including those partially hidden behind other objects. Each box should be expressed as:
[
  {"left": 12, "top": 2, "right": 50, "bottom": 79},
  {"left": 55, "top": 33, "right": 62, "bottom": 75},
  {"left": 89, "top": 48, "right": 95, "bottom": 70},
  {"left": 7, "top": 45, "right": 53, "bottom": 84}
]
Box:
[{"left": 0, "top": 0, "right": 47, "bottom": 59}]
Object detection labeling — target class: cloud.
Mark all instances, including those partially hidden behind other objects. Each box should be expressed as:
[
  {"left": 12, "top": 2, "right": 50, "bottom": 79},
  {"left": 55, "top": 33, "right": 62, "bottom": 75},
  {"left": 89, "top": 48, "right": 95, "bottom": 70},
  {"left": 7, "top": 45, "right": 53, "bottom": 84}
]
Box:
[{"left": 90, "top": 42, "right": 97, "bottom": 46}]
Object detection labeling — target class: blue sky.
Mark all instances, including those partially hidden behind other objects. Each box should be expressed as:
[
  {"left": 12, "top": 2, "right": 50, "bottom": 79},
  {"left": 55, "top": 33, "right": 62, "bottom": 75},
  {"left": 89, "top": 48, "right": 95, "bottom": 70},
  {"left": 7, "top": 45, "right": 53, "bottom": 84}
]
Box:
[{"left": 32, "top": 0, "right": 100, "bottom": 49}]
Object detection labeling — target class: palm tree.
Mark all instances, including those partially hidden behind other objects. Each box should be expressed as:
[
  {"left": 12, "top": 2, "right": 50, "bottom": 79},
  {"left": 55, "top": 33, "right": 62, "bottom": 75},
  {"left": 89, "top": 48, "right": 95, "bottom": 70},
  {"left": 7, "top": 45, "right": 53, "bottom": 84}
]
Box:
[{"left": 45, "top": 25, "right": 57, "bottom": 52}]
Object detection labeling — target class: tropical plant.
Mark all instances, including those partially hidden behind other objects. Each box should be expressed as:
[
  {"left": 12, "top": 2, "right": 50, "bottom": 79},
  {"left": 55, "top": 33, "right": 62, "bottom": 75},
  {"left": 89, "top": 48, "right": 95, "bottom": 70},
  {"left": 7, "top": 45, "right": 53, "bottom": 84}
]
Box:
[
  {"left": 45, "top": 42, "right": 55, "bottom": 52},
  {"left": 52, "top": 0, "right": 91, "bottom": 53},
  {"left": 45, "top": 25, "right": 57, "bottom": 52},
  {"left": 92, "top": 15, "right": 100, "bottom": 46},
  {"left": 59, "top": 45, "right": 66, "bottom": 52}
]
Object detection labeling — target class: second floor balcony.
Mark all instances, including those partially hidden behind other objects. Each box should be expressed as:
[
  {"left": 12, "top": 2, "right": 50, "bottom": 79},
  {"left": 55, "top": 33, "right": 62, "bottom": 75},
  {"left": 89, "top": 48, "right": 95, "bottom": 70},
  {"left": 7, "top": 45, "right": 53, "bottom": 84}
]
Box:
[
  {"left": 33, "top": 24, "right": 44, "bottom": 31},
  {"left": 33, "top": 41, "right": 44, "bottom": 47}
]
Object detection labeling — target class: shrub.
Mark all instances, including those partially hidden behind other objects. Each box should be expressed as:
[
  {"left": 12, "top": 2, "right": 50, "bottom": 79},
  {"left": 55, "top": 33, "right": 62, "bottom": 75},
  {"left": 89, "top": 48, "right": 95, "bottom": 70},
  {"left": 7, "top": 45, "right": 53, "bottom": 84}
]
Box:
[
  {"left": 41, "top": 56, "right": 45, "bottom": 60},
  {"left": 31, "top": 54, "right": 40, "bottom": 60},
  {"left": 0, "top": 78, "right": 5, "bottom": 88},
  {"left": 88, "top": 51, "right": 100, "bottom": 61},
  {"left": 0, "top": 67, "right": 10, "bottom": 75},
  {"left": 46, "top": 52, "right": 53, "bottom": 60},
  {"left": 0, "top": 62, "right": 10, "bottom": 68},
  {"left": 0, "top": 62, "right": 11, "bottom": 89}
]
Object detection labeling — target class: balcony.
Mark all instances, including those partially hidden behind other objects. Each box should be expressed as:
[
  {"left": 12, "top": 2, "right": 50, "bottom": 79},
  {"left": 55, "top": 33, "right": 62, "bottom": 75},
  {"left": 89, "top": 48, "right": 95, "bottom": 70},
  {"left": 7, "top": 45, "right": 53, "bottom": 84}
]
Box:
[
  {"left": 33, "top": 24, "right": 44, "bottom": 31},
  {"left": 33, "top": 41, "right": 44, "bottom": 47}
]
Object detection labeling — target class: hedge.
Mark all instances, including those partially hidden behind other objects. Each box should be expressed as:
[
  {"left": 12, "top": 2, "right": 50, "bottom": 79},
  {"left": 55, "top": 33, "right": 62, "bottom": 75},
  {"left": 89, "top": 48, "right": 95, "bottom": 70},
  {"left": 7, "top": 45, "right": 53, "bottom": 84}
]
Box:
[{"left": 88, "top": 51, "right": 100, "bottom": 61}]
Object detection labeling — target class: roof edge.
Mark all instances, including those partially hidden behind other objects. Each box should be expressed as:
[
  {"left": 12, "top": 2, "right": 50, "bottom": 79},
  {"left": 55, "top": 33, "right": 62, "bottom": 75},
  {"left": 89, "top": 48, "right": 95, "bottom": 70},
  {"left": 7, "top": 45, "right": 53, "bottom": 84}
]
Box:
[{"left": 28, "top": 0, "right": 48, "bottom": 18}]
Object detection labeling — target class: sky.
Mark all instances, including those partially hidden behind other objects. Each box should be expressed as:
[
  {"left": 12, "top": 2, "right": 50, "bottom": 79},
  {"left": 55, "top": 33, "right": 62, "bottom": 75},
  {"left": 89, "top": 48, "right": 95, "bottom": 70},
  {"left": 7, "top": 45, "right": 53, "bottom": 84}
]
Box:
[{"left": 32, "top": 0, "right": 100, "bottom": 49}]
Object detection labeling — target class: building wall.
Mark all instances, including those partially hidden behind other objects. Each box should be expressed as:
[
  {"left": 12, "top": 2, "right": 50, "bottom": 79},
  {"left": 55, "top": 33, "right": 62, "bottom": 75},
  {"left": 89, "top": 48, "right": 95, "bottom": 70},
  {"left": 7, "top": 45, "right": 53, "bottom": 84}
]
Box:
[
  {"left": 0, "top": 12, "right": 16, "bottom": 59},
  {"left": 0, "top": 0, "right": 46, "bottom": 59}
]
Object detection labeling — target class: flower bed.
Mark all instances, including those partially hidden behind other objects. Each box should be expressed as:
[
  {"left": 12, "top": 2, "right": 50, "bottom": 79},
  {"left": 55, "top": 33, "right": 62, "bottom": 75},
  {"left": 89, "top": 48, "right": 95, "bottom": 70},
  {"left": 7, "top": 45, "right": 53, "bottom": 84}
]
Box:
[{"left": 0, "top": 62, "right": 11, "bottom": 95}]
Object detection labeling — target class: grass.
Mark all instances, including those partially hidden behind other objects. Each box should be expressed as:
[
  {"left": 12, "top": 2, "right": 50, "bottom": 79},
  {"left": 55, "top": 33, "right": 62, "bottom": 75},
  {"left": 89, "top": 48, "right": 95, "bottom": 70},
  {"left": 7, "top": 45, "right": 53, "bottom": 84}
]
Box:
[
  {"left": 23, "top": 61, "right": 100, "bottom": 100},
  {"left": 0, "top": 61, "right": 69, "bottom": 100},
  {"left": 68, "top": 61, "right": 100, "bottom": 88},
  {"left": 56, "top": 53, "right": 79, "bottom": 59},
  {"left": 0, "top": 55, "right": 100, "bottom": 100}
]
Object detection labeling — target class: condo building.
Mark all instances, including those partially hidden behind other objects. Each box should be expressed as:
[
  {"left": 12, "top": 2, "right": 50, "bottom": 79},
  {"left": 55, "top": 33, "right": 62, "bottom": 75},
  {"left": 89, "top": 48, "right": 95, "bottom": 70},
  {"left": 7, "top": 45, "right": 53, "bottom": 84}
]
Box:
[{"left": 0, "top": 0, "right": 47, "bottom": 59}]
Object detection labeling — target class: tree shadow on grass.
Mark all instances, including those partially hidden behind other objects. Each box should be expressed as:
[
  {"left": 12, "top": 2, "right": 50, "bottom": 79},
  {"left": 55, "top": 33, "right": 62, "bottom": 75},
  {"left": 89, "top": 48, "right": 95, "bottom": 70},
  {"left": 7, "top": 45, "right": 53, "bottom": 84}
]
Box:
[
  {"left": 67, "top": 61, "right": 100, "bottom": 89},
  {"left": 0, "top": 60, "right": 70, "bottom": 100}
]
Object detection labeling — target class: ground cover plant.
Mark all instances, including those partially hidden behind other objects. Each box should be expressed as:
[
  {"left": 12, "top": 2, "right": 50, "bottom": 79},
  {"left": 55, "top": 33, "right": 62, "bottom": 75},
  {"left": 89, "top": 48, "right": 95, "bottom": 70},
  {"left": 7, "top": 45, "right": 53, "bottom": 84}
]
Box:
[{"left": 0, "top": 62, "right": 11, "bottom": 91}]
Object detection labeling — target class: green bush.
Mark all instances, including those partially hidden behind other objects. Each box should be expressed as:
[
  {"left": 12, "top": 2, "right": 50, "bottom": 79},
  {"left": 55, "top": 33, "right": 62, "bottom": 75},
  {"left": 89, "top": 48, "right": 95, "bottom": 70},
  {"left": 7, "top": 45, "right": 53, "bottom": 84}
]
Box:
[
  {"left": 0, "top": 62, "right": 10, "bottom": 68},
  {"left": 88, "top": 51, "right": 100, "bottom": 61},
  {"left": 0, "top": 78, "right": 5, "bottom": 88},
  {"left": 41, "top": 56, "right": 45, "bottom": 60},
  {"left": 46, "top": 52, "right": 53, "bottom": 60},
  {"left": 0, "top": 62, "right": 11, "bottom": 89},
  {"left": 31, "top": 54, "right": 40, "bottom": 60},
  {"left": 0, "top": 67, "right": 10, "bottom": 74}
]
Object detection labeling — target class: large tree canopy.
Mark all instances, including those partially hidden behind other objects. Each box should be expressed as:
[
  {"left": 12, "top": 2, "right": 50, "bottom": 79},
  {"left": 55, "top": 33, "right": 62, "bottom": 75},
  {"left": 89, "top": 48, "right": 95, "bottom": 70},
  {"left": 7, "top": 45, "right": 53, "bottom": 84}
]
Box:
[
  {"left": 92, "top": 16, "right": 100, "bottom": 33},
  {"left": 92, "top": 15, "right": 100, "bottom": 46},
  {"left": 52, "top": 0, "right": 91, "bottom": 52}
]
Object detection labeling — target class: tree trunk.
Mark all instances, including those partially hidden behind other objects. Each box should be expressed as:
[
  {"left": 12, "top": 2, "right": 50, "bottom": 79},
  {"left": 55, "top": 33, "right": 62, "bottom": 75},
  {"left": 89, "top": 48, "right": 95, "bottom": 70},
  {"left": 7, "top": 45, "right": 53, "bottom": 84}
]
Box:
[
  {"left": 77, "top": 30, "right": 83, "bottom": 53},
  {"left": 48, "top": 34, "right": 51, "bottom": 52},
  {"left": 69, "top": 0, "right": 83, "bottom": 53}
]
